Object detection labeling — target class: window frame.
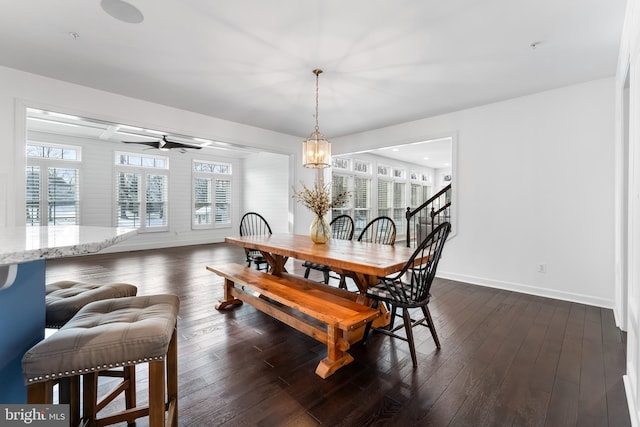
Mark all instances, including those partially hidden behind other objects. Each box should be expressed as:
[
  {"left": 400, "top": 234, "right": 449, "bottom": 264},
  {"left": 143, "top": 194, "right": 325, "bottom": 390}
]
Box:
[
  {"left": 192, "top": 160, "right": 233, "bottom": 230},
  {"left": 25, "top": 141, "right": 82, "bottom": 226},
  {"left": 114, "top": 151, "right": 170, "bottom": 232}
]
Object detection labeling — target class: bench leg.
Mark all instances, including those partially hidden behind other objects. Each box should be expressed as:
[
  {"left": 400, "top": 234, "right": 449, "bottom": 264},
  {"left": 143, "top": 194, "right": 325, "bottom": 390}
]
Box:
[
  {"left": 215, "top": 278, "right": 243, "bottom": 310},
  {"left": 315, "top": 326, "right": 354, "bottom": 379}
]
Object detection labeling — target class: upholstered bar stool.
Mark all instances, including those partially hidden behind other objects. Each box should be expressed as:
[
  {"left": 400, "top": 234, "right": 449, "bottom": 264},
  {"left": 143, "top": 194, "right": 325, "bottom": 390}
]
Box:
[
  {"left": 45, "top": 280, "right": 138, "bottom": 328},
  {"left": 45, "top": 280, "right": 138, "bottom": 424},
  {"left": 23, "top": 294, "right": 180, "bottom": 427}
]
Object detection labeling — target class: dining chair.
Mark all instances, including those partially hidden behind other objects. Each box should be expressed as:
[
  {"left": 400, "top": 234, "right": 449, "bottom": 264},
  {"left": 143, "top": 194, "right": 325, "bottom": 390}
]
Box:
[
  {"left": 362, "top": 221, "right": 451, "bottom": 367},
  {"left": 338, "top": 216, "right": 396, "bottom": 289},
  {"left": 357, "top": 215, "right": 396, "bottom": 245},
  {"left": 239, "top": 212, "right": 272, "bottom": 270},
  {"left": 303, "top": 215, "right": 355, "bottom": 284}
]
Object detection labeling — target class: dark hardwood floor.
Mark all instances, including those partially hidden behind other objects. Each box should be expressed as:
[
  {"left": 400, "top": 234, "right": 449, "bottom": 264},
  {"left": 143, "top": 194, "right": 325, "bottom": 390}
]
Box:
[{"left": 45, "top": 243, "right": 631, "bottom": 426}]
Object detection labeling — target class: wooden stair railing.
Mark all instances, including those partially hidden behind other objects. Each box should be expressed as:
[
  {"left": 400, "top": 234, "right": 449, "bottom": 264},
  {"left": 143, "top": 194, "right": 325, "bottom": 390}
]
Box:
[{"left": 405, "top": 184, "right": 451, "bottom": 247}]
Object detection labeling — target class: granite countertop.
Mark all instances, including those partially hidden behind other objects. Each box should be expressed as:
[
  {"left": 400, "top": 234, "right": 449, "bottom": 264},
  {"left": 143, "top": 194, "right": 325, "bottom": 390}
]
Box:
[{"left": 0, "top": 226, "right": 137, "bottom": 265}]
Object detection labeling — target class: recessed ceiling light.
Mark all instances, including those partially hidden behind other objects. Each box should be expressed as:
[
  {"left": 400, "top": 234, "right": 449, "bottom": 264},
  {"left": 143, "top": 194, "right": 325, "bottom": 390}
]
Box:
[
  {"left": 392, "top": 148, "right": 399, "bottom": 152},
  {"left": 100, "top": 0, "right": 144, "bottom": 24},
  {"left": 423, "top": 157, "right": 429, "bottom": 160}
]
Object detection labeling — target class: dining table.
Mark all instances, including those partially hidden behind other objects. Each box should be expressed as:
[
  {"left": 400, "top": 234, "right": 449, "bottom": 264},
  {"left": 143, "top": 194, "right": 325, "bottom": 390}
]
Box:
[
  {"left": 223, "top": 233, "right": 419, "bottom": 312},
  {"left": 211, "top": 233, "right": 422, "bottom": 377}
]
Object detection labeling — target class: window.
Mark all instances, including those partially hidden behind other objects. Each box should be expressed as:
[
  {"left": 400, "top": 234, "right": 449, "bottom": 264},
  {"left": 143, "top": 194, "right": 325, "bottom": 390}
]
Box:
[
  {"left": 393, "top": 168, "right": 406, "bottom": 179},
  {"left": 378, "top": 179, "right": 392, "bottom": 218},
  {"left": 377, "top": 165, "right": 391, "bottom": 177},
  {"left": 332, "top": 159, "right": 372, "bottom": 235},
  {"left": 192, "top": 161, "right": 232, "bottom": 228},
  {"left": 332, "top": 157, "right": 350, "bottom": 170},
  {"left": 26, "top": 143, "right": 80, "bottom": 226},
  {"left": 354, "top": 176, "right": 371, "bottom": 235},
  {"left": 332, "top": 156, "right": 442, "bottom": 239},
  {"left": 331, "top": 175, "right": 351, "bottom": 218},
  {"left": 115, "top": 152, "right": 169, "bottom": 231},
  {"left": 116, "top": 152, "right": 167, "bottom": 169},
  {"left": 411, "top": 183, "right": 422, "bottom": 208},
  {"left": 420, "top": 173, "right": 432, "bottom": 203},
  {"left": 422, "top": 185, "right": 432, "bottom": 203},
  {"left": 331, "top": 173, "right": 371, "bottom": 236},
  {"left": 354, "top": 160, "right": 371, "bottom": 174},
  {"left": 27, "top": 144, "right": 79, "bottom": 160},
  {"left": 393, "top": 182, "right": 406, "bottom": 225}
]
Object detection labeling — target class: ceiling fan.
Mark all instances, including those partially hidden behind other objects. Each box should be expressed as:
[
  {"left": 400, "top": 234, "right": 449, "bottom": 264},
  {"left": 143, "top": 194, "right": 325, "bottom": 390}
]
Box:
[{"left": 121, "top": 135, "right": 202, "bottom": 152}]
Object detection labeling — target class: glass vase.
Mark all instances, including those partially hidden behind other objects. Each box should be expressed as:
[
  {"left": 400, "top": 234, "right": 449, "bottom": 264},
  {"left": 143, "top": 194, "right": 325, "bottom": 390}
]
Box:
[{"left": 309, "top": 215, "right": 332, "bottom": 244}]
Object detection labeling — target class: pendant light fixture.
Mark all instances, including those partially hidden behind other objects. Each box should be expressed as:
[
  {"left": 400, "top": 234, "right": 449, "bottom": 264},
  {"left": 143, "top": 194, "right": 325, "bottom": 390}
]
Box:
[{"left": 302, "top": 69, "right": 331, "bottom": 168}]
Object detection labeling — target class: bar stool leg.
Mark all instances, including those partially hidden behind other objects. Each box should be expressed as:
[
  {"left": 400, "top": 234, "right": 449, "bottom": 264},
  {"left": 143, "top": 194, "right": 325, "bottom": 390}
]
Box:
[
  {"left": 124, "top": 365, "right": 136, "bottom": 409},
  {"left": 58, "top": 376, "right": 80, "bottom": 427},
  {"left": 83, "top": 372, "right": 98, "bottom": 424},
  {"left": 122, "top": 365, "right": 137, "bottom": 427},
  {"left": 166, "top": 328, "right": 178, "bottom": 427},
  {"left": 148, "top": 360, "right": 165, "bottom": 427},
  {"left": 27, "top": 380, "right": 53, "bottom": 404}
]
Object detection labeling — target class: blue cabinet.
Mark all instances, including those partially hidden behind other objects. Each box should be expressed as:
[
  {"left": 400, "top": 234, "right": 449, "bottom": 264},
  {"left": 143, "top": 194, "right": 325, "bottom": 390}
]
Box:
[{"left": 0, "top": 260, "right": 45, "bottom": 403}]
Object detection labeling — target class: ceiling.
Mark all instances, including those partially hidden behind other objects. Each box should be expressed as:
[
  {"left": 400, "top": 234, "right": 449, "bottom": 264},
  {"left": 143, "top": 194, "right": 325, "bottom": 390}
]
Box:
[{"left": 1, "top": 1, "right": 626, "bottom": 140}]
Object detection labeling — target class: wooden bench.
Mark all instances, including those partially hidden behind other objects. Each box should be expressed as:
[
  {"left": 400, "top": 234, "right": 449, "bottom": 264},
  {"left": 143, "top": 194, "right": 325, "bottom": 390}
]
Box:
[{"left": 207, "top": 263, "right": 381, "bottom": 378}]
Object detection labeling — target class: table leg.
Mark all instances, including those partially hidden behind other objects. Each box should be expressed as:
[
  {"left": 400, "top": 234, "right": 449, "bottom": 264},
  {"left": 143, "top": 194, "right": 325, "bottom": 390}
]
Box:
[
  {"left": 214, "top": 278, "right": 243, "bottom": 310},
  {"left": 261, "top": 252, "right": 288, "bottom": 275},
  {"left": 346, "top": 273, "right": 391, "bottom": 329}
]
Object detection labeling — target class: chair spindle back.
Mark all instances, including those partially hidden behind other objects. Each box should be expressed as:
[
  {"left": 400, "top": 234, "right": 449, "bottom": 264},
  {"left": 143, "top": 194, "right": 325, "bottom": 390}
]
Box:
[
  {"left": 358, "top": 216, "right": 396, "bottom": 245},
  {"left": 330, "top": 215, "right": 355, "bottom": 240},
  {"left": 386, "top": 222, "right": 451, "bottom": 305}
]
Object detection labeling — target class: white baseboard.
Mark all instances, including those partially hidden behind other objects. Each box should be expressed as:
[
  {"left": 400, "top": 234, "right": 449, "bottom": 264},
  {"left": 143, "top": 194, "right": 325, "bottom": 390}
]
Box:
[
  {"left": 437, "top": 271, "right": 615, "bottom": 309},
  {"left": 624, "top": 375, "right": 638, "bottom": 427}
]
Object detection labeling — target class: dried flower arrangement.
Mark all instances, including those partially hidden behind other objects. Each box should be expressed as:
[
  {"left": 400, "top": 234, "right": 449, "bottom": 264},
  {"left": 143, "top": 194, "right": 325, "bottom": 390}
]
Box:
[{"left": 292, "top": 181, "right": 350, "bottom": 217}]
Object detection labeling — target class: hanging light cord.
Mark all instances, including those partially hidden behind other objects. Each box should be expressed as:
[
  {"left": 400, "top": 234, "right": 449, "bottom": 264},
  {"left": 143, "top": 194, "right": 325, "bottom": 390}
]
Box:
[{"left": 313, "top": 69, "right": 322, "bottom": 132}]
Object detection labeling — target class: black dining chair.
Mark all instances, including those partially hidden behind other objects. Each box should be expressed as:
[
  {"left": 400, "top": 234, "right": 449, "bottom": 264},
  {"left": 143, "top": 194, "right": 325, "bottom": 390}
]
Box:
[
  {"left": 357, "top": 215, "right": 396, "bottom": 245},
  {"left": 239, "top": 212, "right": 272, "bottom": 271},
  {"left": 338, "top": 216, "right": 396, "bottom": 289},
  {"left": 362, "top": 222, "right": 451, "bottom": 367},
  {"left": 303, "top": 215, "right": 355, "bottom": 284}
]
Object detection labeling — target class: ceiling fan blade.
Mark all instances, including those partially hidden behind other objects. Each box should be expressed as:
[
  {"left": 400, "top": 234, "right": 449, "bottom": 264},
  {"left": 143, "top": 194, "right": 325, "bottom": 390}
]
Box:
[
  {"left": 120, "top": 136, "right": 201, "bottom": 151},
  {"left": 121, "top": 140, "right": 160, "bottom": 148},
  {"left": 162, "top": 140, "right": 202, "bottom": 150}
]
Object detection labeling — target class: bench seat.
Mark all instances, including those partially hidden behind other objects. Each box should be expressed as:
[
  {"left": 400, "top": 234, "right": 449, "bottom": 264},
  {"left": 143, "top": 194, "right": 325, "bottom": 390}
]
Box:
[{"left": 207, "top": 262, "right": 381, "bottom": 378}]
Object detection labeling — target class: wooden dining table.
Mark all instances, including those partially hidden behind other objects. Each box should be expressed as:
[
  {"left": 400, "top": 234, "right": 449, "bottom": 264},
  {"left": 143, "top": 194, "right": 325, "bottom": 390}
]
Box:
[
  {"left": 224, "top": 233, "right": 417, "bottom": 306},
  {"left": 211, "top": 233, "right": 421, "bottom": 377}
]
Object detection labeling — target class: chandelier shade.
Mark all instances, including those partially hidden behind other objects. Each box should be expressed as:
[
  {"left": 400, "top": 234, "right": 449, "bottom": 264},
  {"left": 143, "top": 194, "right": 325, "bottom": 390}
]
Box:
[
  {"left": 303, "top": 69, "right": 331, "bottom": 168},
  {"left": 302, "top": 129, "right": 331, "bottom": 169}
]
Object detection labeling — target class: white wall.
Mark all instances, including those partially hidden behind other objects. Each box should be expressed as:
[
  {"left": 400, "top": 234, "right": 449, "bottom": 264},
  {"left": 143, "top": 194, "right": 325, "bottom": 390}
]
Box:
[
  {"left": 0, "top": 66, "right": 300, "bottom": 250},
  {"left": 618, "top": 0, "right": 640, "bottom": 425},
  {"left": 335, "top": 77, "right": 616, "bottom": 309},
  {"left": 242, "top": 152, "right": 292, "bottom": 234}
]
